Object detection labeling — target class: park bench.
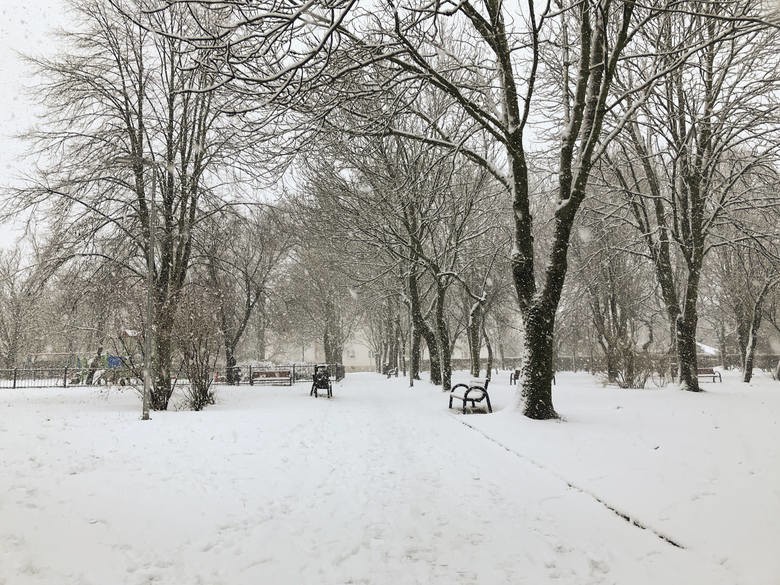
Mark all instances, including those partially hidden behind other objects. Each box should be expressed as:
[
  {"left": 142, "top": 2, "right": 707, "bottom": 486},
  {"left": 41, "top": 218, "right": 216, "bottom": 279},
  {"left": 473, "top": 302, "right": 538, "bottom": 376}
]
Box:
[
  {"left": 508, "top": 369, "right": 555, "bottom": 386},
  {"left": 449, "top": 378, "right": 492, "bottom": 414},
  {"left": 214, "top": 366, "right": 242, "bottom": 384},
  {"left": 310, "top": 369, "right": 334, "bottom": 398},
  {"left": 251, "top": 369, "right": 292, "bottom": 386},
  {"left": 696, "top": 368, "right": 722, "bottom": 382}
]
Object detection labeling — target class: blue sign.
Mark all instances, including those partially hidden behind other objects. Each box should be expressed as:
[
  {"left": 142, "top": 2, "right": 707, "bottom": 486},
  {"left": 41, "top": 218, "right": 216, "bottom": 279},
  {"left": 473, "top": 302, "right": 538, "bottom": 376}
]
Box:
[{"left": 107, "top": 356, "right": 123, "bottom": 369}]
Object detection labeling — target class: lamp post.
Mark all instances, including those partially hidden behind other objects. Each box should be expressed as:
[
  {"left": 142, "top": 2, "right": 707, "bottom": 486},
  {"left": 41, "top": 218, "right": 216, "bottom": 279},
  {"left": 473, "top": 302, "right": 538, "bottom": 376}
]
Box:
[{"left": 115, "top": 155, "right": 158, "bottom": 420}]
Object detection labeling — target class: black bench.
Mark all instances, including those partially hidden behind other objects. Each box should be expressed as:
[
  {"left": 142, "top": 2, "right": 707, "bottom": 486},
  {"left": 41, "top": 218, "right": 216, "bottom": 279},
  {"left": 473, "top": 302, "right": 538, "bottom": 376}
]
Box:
[
  {"left": 697, "top": 368, "right": 722, "bottom": 382},
  {"left": 449, "top": 378, "right": 492, "bottom": 414},
  {"left": 508, "top": 369, "right": 555, "bottom": 385},
  {"left": 310, "top": 370, "right": 334, "bottom": 398}
]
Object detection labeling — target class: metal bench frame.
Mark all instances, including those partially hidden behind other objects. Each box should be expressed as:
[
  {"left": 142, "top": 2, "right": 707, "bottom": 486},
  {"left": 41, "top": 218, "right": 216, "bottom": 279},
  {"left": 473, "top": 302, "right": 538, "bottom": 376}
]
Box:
[{"left": 449, "top": 378, "right": 492, "bottom": 414}]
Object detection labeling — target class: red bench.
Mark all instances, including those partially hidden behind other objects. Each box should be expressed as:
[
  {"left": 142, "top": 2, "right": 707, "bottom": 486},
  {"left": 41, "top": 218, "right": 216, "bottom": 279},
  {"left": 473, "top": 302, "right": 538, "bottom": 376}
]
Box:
[
  {"left": 251, "top": 369, "right": 292, "bottom": 386},
  {"left": 697, "top": 368, "right": 722, "bottom": 382}
]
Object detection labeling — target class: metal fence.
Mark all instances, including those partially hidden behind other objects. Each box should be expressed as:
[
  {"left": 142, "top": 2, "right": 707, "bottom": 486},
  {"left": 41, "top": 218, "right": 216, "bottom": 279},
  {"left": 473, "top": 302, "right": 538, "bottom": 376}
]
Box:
[
  {"left": 0, "top": 367, "right": 146, "bottom": 389},
  {"left": 3, "top": 368, "right": 88, "bottom": 389},
  {"left": 212, "top": 363, "right": 345, "bottom": 386},
  {"left": 552, "top": 353, "right": 780, "bottom": 373},
  {"left": 0, "top": 369, "right": 68, "bottom": 389},
  {"left": 1, "top": 363, "right": 346, "bottom": 390}
]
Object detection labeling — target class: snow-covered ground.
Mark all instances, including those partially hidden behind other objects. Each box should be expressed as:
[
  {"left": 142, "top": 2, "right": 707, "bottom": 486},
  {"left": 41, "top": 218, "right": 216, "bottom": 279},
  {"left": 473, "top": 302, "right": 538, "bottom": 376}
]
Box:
[{"left": 1, "top": 370, "right": 777, "bottom": 585}]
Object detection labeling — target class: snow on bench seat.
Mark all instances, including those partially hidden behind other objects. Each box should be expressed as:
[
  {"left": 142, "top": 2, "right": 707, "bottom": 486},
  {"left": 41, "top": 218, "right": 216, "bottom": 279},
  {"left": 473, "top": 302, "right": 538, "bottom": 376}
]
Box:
[{"left": 449, "top": 378, "right": 492, "bottom": 414}]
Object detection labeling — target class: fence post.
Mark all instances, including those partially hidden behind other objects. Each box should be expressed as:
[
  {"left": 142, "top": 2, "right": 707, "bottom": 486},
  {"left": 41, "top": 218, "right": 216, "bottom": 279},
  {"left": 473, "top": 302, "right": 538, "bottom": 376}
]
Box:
[
  {"left": 249, "top": 365, "right": 253, "bottom": 386},
  {"left": 12, "top": 368, "right": 17, "bottom": 390},
  {"left": 64, "top": 367, "right": 68, "bottom": 388},
  {"left": 292, "top": 364, "right": 296, "bottom": 383}
]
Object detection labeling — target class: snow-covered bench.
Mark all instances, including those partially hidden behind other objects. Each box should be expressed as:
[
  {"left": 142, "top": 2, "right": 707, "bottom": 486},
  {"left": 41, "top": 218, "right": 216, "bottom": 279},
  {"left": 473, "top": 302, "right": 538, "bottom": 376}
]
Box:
[
  {"left": 697, "top": 368, "right": 722, "bottom": 382},
  {"left": 251, "top": 369, "right": 292, "bottom": 386},
  {"left": 449, "top": 378, "right": 492, "bottom": 414},
  {"left": 310, "top": 371, "right": 334, "bottom": 398}
]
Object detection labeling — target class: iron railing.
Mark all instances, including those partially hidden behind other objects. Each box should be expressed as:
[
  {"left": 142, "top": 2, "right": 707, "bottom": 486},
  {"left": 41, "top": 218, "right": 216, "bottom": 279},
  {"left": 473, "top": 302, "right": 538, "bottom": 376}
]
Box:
[
  {"left": 212, "top": 363, "right": 345, "bottom": 386},
  {"left": 0, "top": 363, "right": 346, "bottom": 390}
]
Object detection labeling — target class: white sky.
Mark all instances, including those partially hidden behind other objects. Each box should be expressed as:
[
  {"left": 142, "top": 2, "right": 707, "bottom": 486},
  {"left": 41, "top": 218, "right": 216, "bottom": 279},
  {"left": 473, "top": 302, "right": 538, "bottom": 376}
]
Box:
[{"left": 0, "top": 1, "right": 71, "bottom": 250}]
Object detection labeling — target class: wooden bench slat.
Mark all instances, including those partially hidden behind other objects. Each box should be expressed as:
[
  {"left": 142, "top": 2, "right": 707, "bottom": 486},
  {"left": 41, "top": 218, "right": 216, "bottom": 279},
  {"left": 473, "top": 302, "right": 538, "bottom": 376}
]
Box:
[{"left": 696, "top": 368, "right": 721, "bottom": 382}]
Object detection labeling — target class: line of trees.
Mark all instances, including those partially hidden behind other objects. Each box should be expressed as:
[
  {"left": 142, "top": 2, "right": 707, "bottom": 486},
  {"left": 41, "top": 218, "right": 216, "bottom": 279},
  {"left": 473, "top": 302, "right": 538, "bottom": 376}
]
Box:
[{"left": 1, "top": 0, "right": 778, "bottom": 416}]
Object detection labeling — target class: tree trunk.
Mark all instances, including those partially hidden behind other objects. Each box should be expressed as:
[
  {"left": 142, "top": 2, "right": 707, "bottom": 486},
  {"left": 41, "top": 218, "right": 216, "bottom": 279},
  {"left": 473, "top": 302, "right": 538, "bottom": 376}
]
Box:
[
  {"left": 736, "top": 316, "right": 749, "bottom": 362},
  {"left": 717, "top": 322, "right": 727, "bottom": 369},
  {"left": 676, "top": 262, "right": 702, "bottom": 391},
  {"left": 605, "top": 345, "right": 620, "bottom": 383},
  {"left": 323, "top": 329, "right": 343, "bottom": 365},
  {"left": 257, "top": 305, "right": 268, "bottom": 361},
  {"left": 424, "top": 336, "right": 441, "bottom": 383},
  {"left": 407, "top": 264, "right": 440, "bottom": 384},
  {"left": 743, "top": 327, "right": 759, "bottom": 383},
  {"left": 621, "top": 346, "right": 636, "bottom": 388},
  {"left": 410, "top": 330, "right": 421, "bottom": 381},
  {"left": 743, "top": 281, "right": 771, "bottom": 383},
  {"left": 225, "top": 343, "right": 238, "bottom": 385},
  {"left": 400, "top": 324, "right": 407, "bottom": 377},
  {"left": 467, "top": 300, "right": 483, "bottom": 377},
  {"left": 389, "top": 313, "right": 400, "bottom": 372},
  {"left": 483, "top": 322, "right": 493, "bottom": 379},
  {"left": 434, "top": 281, "right": 451, "bottom": 391},
  {"left": 322, "top": 299, "right": 344, "bottom": 365},
  {"left": 676, "top": 313, "right": 701, "bottom": 391},
  {"left": 520, "top": 303, "right": 558, "bottom": 419},
  {"left": 152, "top": 318, "right": 174, "bottom": 410}
]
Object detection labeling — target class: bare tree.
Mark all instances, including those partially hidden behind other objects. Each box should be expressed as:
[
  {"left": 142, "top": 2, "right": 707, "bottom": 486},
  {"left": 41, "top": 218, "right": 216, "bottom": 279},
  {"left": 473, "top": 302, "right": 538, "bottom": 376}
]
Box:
[
  {"left": 298, "top": 121, "right": 503, "bottom": 391},
  {"left": 570, "top": 211, "right": 659, "bottom": 388},
  {"left": 301, "top": 0, "right": 708, "bottom": 417},
  {"left": 9, "top": 0, "right": 251, "bottom": 409},
  {"left": 606, "top": 0, "right": 780, "bottom": 391},
  {"left": 202, "top": 208, "right": 294, "bottom": 382},
  {"left": 0, "top": 248, "right": 44, "bottom": 368}
]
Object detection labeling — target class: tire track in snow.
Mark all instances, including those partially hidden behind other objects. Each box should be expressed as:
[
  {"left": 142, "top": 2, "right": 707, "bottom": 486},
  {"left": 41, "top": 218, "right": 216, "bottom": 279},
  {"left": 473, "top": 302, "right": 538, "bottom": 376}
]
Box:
[{"left": 452, "top": 415, "right": 686, "bottom": 550}]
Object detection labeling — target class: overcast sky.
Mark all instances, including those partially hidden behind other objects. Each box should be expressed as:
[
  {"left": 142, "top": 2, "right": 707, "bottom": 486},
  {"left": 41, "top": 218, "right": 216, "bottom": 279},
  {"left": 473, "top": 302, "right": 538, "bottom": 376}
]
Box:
[{"left": 0, "top": 1, "right": 72, "bottom": 249}]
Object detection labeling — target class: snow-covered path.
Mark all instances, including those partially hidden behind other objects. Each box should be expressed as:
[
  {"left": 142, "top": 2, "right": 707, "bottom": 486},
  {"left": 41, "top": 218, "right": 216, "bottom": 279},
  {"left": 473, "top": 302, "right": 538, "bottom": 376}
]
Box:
[{"left": 0, "top": 373, "right": 740, "bottom": 584}]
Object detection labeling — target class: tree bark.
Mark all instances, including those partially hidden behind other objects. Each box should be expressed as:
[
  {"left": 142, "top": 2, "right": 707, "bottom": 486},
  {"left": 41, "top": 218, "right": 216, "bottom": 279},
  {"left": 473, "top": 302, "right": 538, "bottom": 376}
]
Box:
[
  {"left": 224, "top": 343, "right": 238, "bottom": 385},
  {"left": 743, "top": 281, "right": 772, "bottom": 383},
  {"left": 410, "top": 331, "right": 421, "bottom": 381},
  {"left": 717, "top": 322, "right": 728, "bottom": 369},
  {"left": 467, "top": 300, "right": 483, "bottom": 377},
  {"left": 257, "top": 301, "right": 268, "bottom": 361},
  {"left": 676, "top": 313, "right": 700, "bottom": 391},
  {"left": 483, "top": 322, "right": 494, "bottom": 379},
  {"left": 152, "top": 315, "right": 175, "bottom": 410},
  {"left": 521, "top": 303, "right": 558, "bottom": 419},
  {"left": 407, "top": 265, "right": 441, "bottom": 384},
  {"left": 434, "top": 280, "right": 452, "bottom": 391}
]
